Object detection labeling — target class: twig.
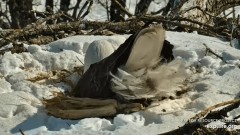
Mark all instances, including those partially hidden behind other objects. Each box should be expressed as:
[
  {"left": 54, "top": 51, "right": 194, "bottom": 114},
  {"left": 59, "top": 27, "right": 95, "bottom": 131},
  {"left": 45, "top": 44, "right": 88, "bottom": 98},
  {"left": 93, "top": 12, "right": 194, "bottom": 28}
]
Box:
[
  {"left": 190, "top": 99, "right": 240, "bottom": 120},
  {"left": 34, "top": 12, "right": 64, "bottom": 26},
  {"left": 80, "top": 0, "right": 93, "bottom": 19},
  {"left": 19, "top": 129, "right": 25, "bottom": 135},
  {"left": 234, "top": 114, "right": 240, "bottom": 120},
  {"left": 76, "top": 56, "right": 84, "bottom": 65},
  {"left": 180, "top": 6, "right": 215, "bottom": 18},
  {"left": 72, "top": 0, "right": 82, "bottom": 19},
  {"left": 0, "top": 10, "right": 11, "bottom": 26},
  {"left": 30, "top": 10, "right": 54, "bottom": 18},
  {"left": 203, "top": 43, "right": 226, "bottom": 63},
  {"left": 111, "top": 0, "right": 133, "bottom": 17},
  {"left": 169, "top": 0, "right": 189, "bottom": 16},
  {"left": 106, "top": 0, "right": 110, "bottom": 21},
  {"left": 214, "top": 1, "right": 240, "bottom": 17},
  {"left": 97, "top": 0, "right": 110, "bottom": 20},
  {"left": 77, "top": 0, "right": 90, "bottom": 19},
  {"left": 17, "top": 95, "right": 42, "bottom": 105},
  {"left": 87, "top": 26, "right": 107, "bottom": 35},
  {"left": 203, "top": 99, "right": 240, "bottom": 124},
  {"left": 61, "top": 12, "right": 75, "bottom": 22}
]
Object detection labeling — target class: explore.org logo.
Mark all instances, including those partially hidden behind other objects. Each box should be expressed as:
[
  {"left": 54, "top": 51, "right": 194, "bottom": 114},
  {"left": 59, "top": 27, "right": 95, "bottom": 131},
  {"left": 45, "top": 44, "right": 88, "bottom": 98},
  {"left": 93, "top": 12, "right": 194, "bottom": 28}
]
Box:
[{"left": 183, "top": 119, "right": 238, "bottom": 129}]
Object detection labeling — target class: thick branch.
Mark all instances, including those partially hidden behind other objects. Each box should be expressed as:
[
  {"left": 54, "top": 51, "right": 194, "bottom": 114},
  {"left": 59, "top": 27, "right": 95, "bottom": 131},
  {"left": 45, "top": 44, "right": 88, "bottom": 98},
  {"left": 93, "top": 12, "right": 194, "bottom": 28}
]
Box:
[{"left": 0, "top": 15, "right": 238, "bottom": 47}]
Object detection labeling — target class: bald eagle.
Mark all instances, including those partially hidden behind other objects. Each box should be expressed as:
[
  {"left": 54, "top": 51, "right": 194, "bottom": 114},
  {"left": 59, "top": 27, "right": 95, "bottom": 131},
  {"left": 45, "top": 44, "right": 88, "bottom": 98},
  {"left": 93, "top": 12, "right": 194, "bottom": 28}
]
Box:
[{"left": 71, "top": 26, "right": 187, "bottom": 105}]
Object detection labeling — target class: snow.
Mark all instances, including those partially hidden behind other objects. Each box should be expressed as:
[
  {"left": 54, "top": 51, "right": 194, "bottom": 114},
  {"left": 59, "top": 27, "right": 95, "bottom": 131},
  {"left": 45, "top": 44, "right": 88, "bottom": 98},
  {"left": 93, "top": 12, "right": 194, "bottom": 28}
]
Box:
[{"left": 0, "top": 30, "right": 239, "bottom": 135}]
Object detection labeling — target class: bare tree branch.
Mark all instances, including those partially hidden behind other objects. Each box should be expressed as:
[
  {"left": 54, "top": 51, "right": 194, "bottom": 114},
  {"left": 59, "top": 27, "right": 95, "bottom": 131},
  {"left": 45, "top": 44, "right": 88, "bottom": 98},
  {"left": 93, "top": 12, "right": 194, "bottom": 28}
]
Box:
[
  {"left": 80, "top": 0, "right": 93, "bottom": 19},
  {"left": 72, "top": 0, "right": 82, "bottom": 19},
  {"left": 111, "top": 0, "right": 133, "bottom": 17}
]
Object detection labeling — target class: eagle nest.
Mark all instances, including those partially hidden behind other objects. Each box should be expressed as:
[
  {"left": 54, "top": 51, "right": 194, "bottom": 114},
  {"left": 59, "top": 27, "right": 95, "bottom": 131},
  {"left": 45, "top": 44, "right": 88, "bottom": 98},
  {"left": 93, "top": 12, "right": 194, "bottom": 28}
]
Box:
[{"left": 44, "top": 25, "right": 190, "bottom": 119}]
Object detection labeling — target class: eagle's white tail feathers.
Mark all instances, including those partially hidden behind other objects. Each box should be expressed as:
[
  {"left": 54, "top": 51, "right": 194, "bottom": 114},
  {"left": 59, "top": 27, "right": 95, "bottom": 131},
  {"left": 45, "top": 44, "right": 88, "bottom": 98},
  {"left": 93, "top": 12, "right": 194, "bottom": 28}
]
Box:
[
  {"left": 150, "top": 60, "right": 187, "bottom": 98},
  {"left": 111, "top": 59, "right": 188, "bottom": 100}
]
